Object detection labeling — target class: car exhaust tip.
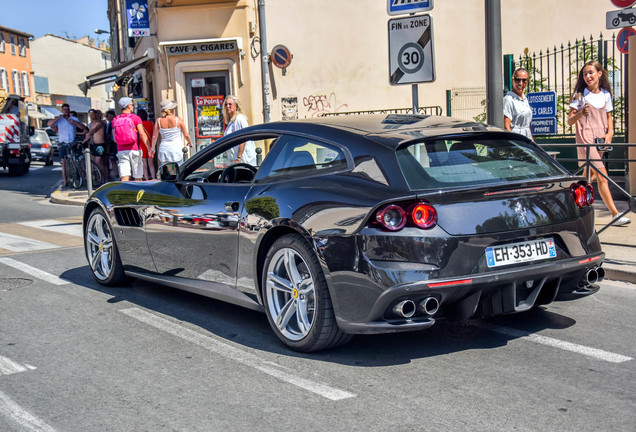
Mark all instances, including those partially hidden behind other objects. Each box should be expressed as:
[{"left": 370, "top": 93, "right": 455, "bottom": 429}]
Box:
[
  {"left": 595, "top": 266, "right": 605, "bottom": 282},
  {"left": 419, "top": 297, "right": 439, "bottom": 316},
  {"left": 585, "top": 268, "right": 599, "bottom": 285},
  {"left": 393, "top": 300, "right": 416, "bottom": 318}
]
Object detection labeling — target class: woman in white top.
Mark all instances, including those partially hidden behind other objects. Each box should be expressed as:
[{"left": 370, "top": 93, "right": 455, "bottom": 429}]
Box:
[
  {"left": 222, "top": 95, "right": 256, "bottom": 165},
  {"left": 151, "top": 99, "right": 193, "bottom": 166},
  {"left": 567, "top": 60, "right": 629, "bottom": 226},
  {"left": 503, "top": 67, "right": 533, "bottom": 139}
]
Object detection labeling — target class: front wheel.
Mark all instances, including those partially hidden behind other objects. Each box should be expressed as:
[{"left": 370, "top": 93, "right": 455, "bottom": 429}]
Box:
[
  {"left": 262, "top": 234, "right": 351, "bottom": 352},
  {"left": 68, "top": 160, "right": 82, "bottom": 188},
  {"left": 91, "top": 163, "right": 103, "bottom": 187},
  {"left": 84, "top": 207, "right": 128, "bottom": 286}
]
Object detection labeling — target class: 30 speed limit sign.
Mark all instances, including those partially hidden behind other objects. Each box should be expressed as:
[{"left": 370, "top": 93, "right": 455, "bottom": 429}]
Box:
[{"left": 388, "top": 14, "right": 435, "bottom": 85}]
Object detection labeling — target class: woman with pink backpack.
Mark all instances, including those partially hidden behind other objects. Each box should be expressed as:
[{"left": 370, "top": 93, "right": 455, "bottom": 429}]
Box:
[{"left": 112, "top": 97, "right": 151, "bottom": 181}]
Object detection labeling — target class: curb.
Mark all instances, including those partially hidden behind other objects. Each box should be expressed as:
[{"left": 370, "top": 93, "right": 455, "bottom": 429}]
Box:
[
  {"left": 603, "top": 264, "right": 636, "bottom": 285},
  {"left": 50, "top": 190, "right": 87, "bottom": 206}
]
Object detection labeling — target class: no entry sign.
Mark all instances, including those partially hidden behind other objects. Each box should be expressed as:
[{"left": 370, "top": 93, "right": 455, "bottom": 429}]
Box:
[{"left": 611, "top": 0, "right": 636, "bottom": 8}]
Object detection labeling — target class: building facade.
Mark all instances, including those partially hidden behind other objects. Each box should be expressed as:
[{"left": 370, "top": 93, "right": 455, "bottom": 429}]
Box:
[
  {"left": 31, "top": 34, "right": 112, "bottom": 119},
  {"left": 94, "top": 0, "right": 620, "bottom": 153},
  {"left": 0, "top": 25, "right": 35, "bottom": 104}
]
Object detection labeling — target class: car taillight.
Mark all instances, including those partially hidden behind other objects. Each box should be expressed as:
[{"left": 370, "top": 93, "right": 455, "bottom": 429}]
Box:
[
  {"left": 411, "top": 202, "right": 437, "bottom": 229},
  {"left": 570, "top": 182, "right": 594, "bottom": 208},
  {"left": 376, "top": 204, "right": 406, "bottom": 231},
  {"left": 42, "top": 143, "right": 50, "bottom": 148},
  {"left": 376, "top": 202, "right": 437, "bottom": 231}
]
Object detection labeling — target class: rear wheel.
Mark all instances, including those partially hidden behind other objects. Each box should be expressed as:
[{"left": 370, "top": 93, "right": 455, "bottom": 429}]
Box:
[
  {"left": 68, "top": 159, "right": 82, "bottom": 188},
  {"left": 84, "top": 207, "right": 127, "bottom": 286},
  {"left": 91, "top": 163, "right": 103, "bottom": 187},
  {"left": 262, "top": 234, "right": 351, "bottom": 352}
]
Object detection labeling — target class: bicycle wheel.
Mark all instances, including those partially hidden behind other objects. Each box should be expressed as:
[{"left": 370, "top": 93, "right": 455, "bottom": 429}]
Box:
[
  {"left": 91, "top": 163, "right": 103, "bottom": 187},
  {"left": 68, "top": 159, "right": 82, "bottom": 189}
]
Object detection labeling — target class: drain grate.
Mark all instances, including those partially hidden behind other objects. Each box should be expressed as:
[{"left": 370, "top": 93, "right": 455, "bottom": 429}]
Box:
[{"left": 0, "top": 278, "right": 33, "bottom": 289}]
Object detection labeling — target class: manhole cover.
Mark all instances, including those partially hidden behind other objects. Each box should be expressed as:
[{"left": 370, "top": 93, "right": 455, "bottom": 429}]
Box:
[{"left": 0, "top": 278, "right": 33, "bottom": 289}]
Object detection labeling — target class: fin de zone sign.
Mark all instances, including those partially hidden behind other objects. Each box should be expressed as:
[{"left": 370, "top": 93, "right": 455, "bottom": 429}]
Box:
[{"left": 388, "top": 14, "right": 435, "bottom": 85}]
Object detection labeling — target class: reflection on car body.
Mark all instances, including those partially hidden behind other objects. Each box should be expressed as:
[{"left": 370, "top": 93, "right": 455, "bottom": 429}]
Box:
[{"left": 83, "top": 114, "right": 604, "bottom": 352}]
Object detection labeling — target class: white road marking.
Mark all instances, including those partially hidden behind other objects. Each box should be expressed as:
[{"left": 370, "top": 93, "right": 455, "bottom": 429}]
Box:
[
  {"left": 0, "top": 390, "right": 57, "bottom": 432},
  {"left": 18, "top": 219, "right": 83, "bottom": 237},
  {"left": 0, "top": 356, "right": 36, "bottom": 376},
  {"left": 0, "top": 258, "right": 69, "bottom": 285},
  {"left": 0, "top": 232, "right": 58, "bottom": 252},
  {"left": 484, "top": 324, "right": 633, "bottom": 363},
  {"left": 120, "top": 307, "right": 356, "bottom": 401}
]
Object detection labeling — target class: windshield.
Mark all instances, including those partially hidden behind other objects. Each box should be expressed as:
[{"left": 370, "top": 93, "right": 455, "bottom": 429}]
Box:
[{"left": 396, "top": 137, "right": 565, "bottom": 190}]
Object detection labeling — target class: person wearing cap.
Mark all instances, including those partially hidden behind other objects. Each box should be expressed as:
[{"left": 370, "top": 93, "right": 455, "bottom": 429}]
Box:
[
  {"left": 151, "top": 99, "right": 192, "bottom": 166},
  {"left": 112, "top": 97, "right": 150, "bottom": 181}
]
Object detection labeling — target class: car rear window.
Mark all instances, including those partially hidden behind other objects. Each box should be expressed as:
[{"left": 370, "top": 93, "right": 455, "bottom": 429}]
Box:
[
  {"left": 30, "top": 131, "right": 49, "bottom": 144},
  {"left": 396, "top": 137, "right": 565, "bottom": 190}
]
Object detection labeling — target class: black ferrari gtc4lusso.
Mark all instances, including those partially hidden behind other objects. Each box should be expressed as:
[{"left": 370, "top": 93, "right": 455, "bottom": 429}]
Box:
[{"left": 84, "top": 114, "right": 603, "bottom": 352}]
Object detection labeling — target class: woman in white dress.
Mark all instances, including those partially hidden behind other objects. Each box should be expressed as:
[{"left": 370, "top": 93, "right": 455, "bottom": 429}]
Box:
[
  {"left": 151, "top": 99, "right": 193, "bottom": 166},
  {"left": 222, "top": 95, "right": 256, "bottom": 165}
]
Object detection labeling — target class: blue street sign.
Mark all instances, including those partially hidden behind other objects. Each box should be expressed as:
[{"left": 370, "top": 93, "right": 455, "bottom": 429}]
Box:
[
  {"left": 527, "top": 91, "right": 557, "bottom": 119},
  {"left": 387, "top": 0, "right": 434, "bottom": 16},
  {"left": 530, "top": 117, "right": 557, "bottom": 136}
]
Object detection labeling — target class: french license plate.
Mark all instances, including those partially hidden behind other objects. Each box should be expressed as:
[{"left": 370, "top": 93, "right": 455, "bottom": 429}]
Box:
[{"left": 486, "top": 238, "right": 556, "bottom": 268}]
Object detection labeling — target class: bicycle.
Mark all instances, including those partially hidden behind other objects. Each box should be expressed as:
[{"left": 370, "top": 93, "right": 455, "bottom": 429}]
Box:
[{"left": 66, "top": 145, "right": 103, "bottom": 189}]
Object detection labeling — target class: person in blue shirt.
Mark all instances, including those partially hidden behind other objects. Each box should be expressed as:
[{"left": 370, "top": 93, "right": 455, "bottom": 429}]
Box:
[{"left": 47, "top": 103, "right": 87, "bottom": 188}]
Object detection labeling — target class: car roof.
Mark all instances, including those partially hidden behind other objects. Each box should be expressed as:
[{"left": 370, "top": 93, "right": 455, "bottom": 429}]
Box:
[{"left": 251, "top": 114, "right": 512, "bottom": 148}]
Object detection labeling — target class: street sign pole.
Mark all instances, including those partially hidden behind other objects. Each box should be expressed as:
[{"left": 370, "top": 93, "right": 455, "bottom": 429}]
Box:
[
  {"left": 485, "top": 0, "right": 504, "bottom": 127},
  {"left": 412, "top": 84, "right": 419, "bottom": 114}
]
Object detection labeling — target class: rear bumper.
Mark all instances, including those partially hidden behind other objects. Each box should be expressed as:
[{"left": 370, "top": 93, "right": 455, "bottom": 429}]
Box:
[{"left": 335, "top": 252, "right": 604, "bottom": 334}]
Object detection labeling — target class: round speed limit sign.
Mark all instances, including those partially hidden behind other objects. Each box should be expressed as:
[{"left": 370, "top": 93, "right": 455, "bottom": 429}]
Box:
[
  {"left": 398, "top": 42, "right": 425, "bottom": 74},
  {"left": 388, "top": 14, "right": 435, "bottom": 85}
]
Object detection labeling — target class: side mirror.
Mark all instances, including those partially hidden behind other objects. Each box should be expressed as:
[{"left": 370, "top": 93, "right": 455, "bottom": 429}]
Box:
[
  {"left": 159, "top": 162, "right": 179, "bottom": 181},
  {"left": 29, "top": 126, "right": 35, "bottom": 136}
]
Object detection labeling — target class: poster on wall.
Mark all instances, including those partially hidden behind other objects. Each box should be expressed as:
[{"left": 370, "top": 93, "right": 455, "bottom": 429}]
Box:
[
  {"left": 126, "top": 0, "right": 150, "bottom": 37},
  {"left": 195, "top": 95, "right": 224, "bottom": 138}
]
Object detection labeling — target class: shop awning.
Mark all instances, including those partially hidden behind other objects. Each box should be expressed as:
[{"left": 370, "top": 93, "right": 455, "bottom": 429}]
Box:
[
  {"left": 28, "top": 110, "right": 48, "bottom": 120},
  {"left": 78, "top": 54, "right": 152, "bottom": 95},
  {"left": 41, "top": 106, "right": 63, "bottom": 118}
]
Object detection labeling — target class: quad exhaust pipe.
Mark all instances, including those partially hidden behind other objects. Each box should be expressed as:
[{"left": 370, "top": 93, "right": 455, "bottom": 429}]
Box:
[
  {"left": 583, "top": 266, "right": 605, "bottom": 285},
  {"left": 392, "top": 297, "right": 440, "bottom": 318},
  {"left": 419, "top": 297, "right": 439, "bottom": 316},
  {"left": 393, "top": 300, "right": 416, "bottom": 318}
]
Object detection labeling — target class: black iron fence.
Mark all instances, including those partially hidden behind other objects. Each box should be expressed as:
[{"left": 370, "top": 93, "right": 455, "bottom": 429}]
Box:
[
  {"left": 539, "top": 142, "right": 635, "bottom": 233},
  {"left": 321, "top": 106, "right": 443, "bottom": 117},
  {"left": 513, "top": 33, "right": 627, "bottom": 136}
]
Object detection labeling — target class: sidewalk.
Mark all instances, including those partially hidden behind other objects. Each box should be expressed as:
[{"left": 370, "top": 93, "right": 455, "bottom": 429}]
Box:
[{"left": 49, "top": 184, "right": 636, "bottom": 285}]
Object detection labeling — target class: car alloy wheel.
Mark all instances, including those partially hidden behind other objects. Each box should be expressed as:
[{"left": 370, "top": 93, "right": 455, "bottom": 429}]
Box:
[
  {"left": 84, "top": 207, "right": 126, "bottom": 285},
  {"left": 263, "top": 234, "right": 351, "bottom": 352},
  {"left": 265, "top": 246, "right": 316, "bottom": 341}
]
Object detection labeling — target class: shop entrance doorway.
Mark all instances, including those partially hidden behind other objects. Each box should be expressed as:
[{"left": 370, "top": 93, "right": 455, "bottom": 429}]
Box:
[{"left": 185, "top": 71, "right": 229, "bottom": 153}]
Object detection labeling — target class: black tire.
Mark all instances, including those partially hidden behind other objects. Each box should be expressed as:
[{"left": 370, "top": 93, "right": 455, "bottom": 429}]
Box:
[
  {"left": 630, "top": 16, "right": 636, "bottom": 25},
  {"left": 45, "top": 154, "right": 53, "bottom": 166},
  {"left": 613, "top": 18, "right": 620, "bottom": 26},
  {"left": 262, "top": 234, "right": 351, "bottom": 352},
  {"left": 84, "top": 207, "right": 128, "bottom": 286},
  {"left": 91, "top": 164, "right": 103, "bottom": 187},
  {"left": 68, "top": 160, "right": 82, "bottom": 188}
]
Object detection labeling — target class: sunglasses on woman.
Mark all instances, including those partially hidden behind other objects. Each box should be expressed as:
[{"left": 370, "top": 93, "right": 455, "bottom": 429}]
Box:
[{"left": 513, "top": 77, "right": 528, "bottom": 83}]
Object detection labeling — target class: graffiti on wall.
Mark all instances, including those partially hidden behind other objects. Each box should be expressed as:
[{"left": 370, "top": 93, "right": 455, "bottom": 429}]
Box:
[{"left": 302, "top": 92, "right": 348, "bottom": 117}]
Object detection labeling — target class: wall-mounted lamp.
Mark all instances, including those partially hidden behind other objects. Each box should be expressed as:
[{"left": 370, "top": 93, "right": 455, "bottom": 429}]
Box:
[{"left": 95, "top": 29, "right": 110, "bottom": 35}]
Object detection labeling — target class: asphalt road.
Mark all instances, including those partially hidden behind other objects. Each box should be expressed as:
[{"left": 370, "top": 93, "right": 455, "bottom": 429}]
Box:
[{"left": 0, "top": 163, "right": 634, "bottom": 431}]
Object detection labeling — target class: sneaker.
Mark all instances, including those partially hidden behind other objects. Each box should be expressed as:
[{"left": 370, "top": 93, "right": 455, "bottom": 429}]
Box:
[{"left": 612, "top": 215, "right": 631, "bottom": 226}]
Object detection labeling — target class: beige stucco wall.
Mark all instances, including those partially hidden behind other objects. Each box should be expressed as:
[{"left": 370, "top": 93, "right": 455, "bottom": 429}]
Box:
[
  {"left": 31, "top": 35, "right": 112, "bottom": 106},
  {"left": 263, "top": 0, "right": 621, "bottom": 121}
]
